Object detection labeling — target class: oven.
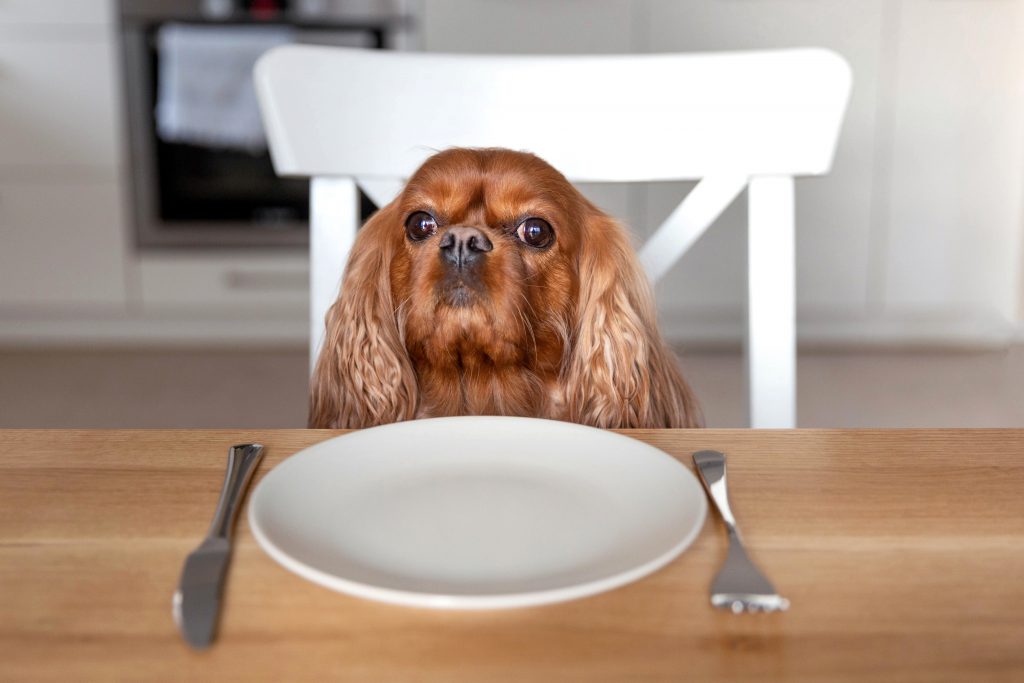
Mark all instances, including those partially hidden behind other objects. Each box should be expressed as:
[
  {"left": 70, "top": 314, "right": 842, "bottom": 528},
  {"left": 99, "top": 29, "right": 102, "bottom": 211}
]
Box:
[{"left": 118, "top": 0, "right": 414, "bottom": 249}]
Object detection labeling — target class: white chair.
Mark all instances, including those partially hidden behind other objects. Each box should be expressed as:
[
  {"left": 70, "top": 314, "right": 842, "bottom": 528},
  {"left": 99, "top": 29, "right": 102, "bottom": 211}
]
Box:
[{"left": 255, "top": 46, "right": 851, "bottom": 427}]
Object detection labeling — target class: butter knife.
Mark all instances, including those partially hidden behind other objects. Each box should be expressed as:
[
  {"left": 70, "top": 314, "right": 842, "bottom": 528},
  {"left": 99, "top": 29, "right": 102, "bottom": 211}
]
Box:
[{"left": 173, "top": 443, "right": 265, "bottom": 649}]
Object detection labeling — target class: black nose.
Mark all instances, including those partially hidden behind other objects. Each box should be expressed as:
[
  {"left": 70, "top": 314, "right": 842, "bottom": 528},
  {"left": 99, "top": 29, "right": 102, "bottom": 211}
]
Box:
[{"left": 438, "top": 226, "right": 493, "bottom": 268}]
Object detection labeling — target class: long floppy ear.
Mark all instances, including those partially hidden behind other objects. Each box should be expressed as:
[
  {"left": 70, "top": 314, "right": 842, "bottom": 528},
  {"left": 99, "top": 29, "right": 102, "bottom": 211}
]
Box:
[
  {"left": 562, "top": 208, "right": 702, "bottom": 428},
  {"left": 308, "top": 202, "right": 418, "bottom": 428}
]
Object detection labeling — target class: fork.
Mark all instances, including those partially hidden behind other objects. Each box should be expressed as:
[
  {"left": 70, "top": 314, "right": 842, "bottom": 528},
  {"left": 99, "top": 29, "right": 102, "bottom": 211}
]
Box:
[{"left": 692, "top": 450, "right": 790, "bottom": 613}]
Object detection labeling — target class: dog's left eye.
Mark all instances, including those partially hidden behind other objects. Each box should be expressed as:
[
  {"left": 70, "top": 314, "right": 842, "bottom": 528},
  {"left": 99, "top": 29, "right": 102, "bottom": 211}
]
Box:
[
  {"left": 405, "top": 211, "right": 437, "bottom": 241},
  {"left": 515, "top": 218, "right": 554, "bottom": 249}
]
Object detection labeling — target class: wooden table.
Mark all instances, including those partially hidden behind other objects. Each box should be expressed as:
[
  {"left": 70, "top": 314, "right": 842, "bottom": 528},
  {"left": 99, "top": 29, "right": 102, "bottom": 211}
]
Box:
[{"left": 2, "top": 429, "right": 1022, "bottom": 682}]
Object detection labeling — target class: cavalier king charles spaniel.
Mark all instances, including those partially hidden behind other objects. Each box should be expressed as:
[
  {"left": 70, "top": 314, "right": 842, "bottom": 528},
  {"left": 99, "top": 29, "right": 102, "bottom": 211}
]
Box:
[{"left": 310, "top": 148, "right": 701, "bottom": 429}]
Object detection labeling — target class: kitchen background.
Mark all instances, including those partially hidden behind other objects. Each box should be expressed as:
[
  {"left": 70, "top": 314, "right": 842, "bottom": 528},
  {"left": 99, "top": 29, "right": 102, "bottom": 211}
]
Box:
[{"left": 1, "top": 0, "right": 1022, "bottom": 427}]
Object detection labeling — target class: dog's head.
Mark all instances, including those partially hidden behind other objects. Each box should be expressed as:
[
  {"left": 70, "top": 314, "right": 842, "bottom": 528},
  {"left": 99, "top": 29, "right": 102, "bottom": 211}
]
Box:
[{"left": 310, "top": 148, "right": 700, "bottom": 429}]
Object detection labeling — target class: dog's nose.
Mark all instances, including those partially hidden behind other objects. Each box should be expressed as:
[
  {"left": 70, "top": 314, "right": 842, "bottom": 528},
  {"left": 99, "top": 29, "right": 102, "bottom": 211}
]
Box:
[{"left": 438, "top": 226, "right": 493, "bottom": 268}]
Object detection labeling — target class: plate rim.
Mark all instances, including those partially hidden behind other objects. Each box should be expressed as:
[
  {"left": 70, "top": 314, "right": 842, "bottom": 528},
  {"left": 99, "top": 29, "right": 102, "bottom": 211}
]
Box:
[{"left": 247, "top": 415, "right": 707, "bottom": 610}]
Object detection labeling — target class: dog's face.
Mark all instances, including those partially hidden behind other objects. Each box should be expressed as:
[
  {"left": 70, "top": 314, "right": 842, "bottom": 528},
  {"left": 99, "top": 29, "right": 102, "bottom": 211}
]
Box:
[
  {"left": 391, "top": 150, "right": 579, "bottom": 389},
  {"left": 310, "top": 148, "right": 700, "bottom": 429}
]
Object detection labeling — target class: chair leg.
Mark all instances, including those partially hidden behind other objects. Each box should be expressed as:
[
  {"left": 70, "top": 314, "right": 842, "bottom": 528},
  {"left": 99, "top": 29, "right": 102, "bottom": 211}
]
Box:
[
  {"left": 310, "top": 177, "right": 359, "bottom": 375},
  {"left": 747, "top": 176, "right": 796, "bottom": 428}
]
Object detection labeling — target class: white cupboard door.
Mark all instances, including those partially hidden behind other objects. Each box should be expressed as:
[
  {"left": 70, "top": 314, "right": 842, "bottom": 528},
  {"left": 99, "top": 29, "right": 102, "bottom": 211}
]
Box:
[
  {"left": 0, "top": 38, "right": 120, "bottom": 169},
  {"left": 0, "top": 179, "right": 127, "bottom": 307},
  {"left": 883, "top": 0, "right": 1024, "bottom": 320},
  {"left": 0, "top": 1, "right": 111, "bottom": 26}
]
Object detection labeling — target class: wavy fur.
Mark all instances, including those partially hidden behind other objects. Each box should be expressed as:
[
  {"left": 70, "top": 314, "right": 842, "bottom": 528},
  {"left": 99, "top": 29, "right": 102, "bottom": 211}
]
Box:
[{"left": 309, "top": 148, "right": 701, "bottom": 429}]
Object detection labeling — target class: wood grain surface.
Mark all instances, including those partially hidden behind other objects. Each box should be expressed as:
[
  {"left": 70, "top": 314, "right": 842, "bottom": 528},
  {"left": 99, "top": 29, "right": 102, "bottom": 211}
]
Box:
[{"left": 1, "top": 429, "right": 1022, "bottom": 682}]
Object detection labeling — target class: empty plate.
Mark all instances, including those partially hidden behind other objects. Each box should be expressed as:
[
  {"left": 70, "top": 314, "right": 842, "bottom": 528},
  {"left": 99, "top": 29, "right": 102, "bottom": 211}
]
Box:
[{"left": 248, "top": 416, "right": 706, "bottom": 609}]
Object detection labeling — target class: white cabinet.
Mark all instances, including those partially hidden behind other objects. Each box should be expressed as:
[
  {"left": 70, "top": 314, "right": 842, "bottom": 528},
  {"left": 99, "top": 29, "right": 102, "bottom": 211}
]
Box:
[
  {"left": 883, "top": 0, "right": 1024, "bottom": 322},
  {"left": 137, "top": 253, "right": 309, "bottom": 315},
  {"left": 0, "top": 1, "right": 111, "bottom": 26},
  {"left": 0, "top": 2, "right": 311, "bottom": 343},
  {"left": 422, "top": 0, "right": 635, "bottom": 54},
  {"left": 0, "top": 38, "right": 122, "bottom": 169},
  {"left": 0, "top": 1, "right": 128, "bottom": 318},
  {"left": 0, "top": 179, "right": 128, "bottom": 306}
]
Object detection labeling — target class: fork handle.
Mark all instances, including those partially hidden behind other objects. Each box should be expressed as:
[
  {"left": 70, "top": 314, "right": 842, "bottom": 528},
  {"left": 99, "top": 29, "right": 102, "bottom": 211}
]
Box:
[{"left": 693, "top": 450, "right": 740, "bottom": 535}]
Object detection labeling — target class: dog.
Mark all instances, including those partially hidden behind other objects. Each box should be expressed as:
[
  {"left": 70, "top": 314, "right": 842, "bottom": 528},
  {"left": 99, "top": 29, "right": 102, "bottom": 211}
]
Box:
[{"left": 309, "top": 148, "right": 701, "bottom": 429}]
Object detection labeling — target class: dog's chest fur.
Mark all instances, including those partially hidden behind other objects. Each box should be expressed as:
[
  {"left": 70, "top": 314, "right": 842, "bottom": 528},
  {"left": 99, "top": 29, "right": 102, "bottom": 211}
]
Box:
[{"left": 407, "top": 319, "right": 564, "bottom": 419}]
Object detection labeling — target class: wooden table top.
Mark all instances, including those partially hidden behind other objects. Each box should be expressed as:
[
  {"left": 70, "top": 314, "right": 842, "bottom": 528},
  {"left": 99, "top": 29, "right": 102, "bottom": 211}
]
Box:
[{"left": 1, "top": 428, "right": 1022, "bottom": 682}]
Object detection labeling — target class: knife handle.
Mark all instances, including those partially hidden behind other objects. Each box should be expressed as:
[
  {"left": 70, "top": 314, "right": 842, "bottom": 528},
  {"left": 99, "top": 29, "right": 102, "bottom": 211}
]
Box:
[{"left": 207, "top": 444, "right": 265, "bottom": 540}]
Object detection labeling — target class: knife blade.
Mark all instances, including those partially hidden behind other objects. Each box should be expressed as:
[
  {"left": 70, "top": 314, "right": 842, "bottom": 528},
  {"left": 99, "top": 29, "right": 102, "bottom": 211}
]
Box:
[{"left": 173, "top": 443, "right": 265, "bottom": 649}]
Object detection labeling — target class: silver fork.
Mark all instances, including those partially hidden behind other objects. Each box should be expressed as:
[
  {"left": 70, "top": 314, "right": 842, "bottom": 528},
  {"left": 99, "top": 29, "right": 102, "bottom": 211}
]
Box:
[{"left": 692, "top": 450, "right": 790, "bottom": 613}]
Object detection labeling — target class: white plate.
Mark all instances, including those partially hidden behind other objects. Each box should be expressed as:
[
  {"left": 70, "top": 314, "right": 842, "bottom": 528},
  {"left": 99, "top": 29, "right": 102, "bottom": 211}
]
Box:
[{"left": 248, "top": 416, "right": 707, "bottom": 609}]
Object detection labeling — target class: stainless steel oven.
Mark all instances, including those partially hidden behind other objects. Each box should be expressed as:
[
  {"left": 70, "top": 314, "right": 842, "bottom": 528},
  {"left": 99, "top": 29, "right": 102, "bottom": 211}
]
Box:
[{"left": 118, "top": 0, "right": 414, "bottom": 249}]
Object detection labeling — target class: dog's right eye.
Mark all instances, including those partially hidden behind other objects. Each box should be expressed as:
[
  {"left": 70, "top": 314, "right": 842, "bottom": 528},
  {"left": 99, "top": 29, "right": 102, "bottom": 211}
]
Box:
[{"left": 405, "top": 212, "right": 437, "bottom": 241}]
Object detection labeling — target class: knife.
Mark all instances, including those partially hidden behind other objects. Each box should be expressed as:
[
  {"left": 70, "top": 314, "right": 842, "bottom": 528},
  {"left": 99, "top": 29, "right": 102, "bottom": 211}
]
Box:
[{"left": 173, "top": 443, "right": 265, "bottom": 649}]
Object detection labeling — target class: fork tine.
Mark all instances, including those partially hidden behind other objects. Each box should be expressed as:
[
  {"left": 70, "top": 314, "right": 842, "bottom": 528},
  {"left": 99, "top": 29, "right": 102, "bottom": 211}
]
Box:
[{"left": 711, "top": 594, "right": 790, "bottom": 613}]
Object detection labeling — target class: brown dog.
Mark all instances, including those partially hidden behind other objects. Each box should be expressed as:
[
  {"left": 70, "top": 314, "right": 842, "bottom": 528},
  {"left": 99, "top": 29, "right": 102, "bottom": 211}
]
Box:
[{"left": 310, "top": 148, "right": 701, "bottom": 429}]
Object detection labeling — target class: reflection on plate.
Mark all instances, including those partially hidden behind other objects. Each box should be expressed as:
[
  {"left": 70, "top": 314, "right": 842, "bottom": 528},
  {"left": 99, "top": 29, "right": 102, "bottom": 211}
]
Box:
[{"left": 248, "top": 416, "right": 706, "bottom": 609}]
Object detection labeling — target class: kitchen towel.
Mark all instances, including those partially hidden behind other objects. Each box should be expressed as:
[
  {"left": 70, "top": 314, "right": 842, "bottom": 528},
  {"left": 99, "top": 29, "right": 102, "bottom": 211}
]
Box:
[{"left": 155, "top": 23, "right": 293, "bottom": 152}]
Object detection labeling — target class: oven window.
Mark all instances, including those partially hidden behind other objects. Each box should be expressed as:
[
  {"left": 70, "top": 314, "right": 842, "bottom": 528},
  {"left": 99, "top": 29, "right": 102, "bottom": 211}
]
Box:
[
  {"left": 156, "top": 140, "right": 309, "bottom": 224},
  {"left": 146, "top": 23, "right": 316, "bottom": 229},
  {"left": 128, "top": 19, "right": 383, "bottom": 246}
]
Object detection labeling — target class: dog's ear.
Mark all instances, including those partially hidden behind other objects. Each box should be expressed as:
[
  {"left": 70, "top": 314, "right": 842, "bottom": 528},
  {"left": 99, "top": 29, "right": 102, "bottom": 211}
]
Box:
[
  {"left": 562, "top": 207, "right": 702, "bottom": 428},
  {"left": 308, "top": 201, "right": 418, "bottom": 428}
]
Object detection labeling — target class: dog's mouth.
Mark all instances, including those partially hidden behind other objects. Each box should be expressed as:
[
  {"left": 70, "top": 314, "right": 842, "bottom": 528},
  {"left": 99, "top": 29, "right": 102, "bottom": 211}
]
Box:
[
  {"left": 442, "top": 284, "right": 474, "bottom": 307},
  {"left": 437, "top": 276, "right": 484, "bottom": 308}
]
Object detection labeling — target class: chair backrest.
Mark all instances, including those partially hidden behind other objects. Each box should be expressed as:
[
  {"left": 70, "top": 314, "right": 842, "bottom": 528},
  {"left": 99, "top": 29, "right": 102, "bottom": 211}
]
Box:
[
  {"left": 255, "top": 45, "right": 851, "bottom": 427},
  {"left": 257, "top": 45, "right": 850, "bottom": 183}
]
